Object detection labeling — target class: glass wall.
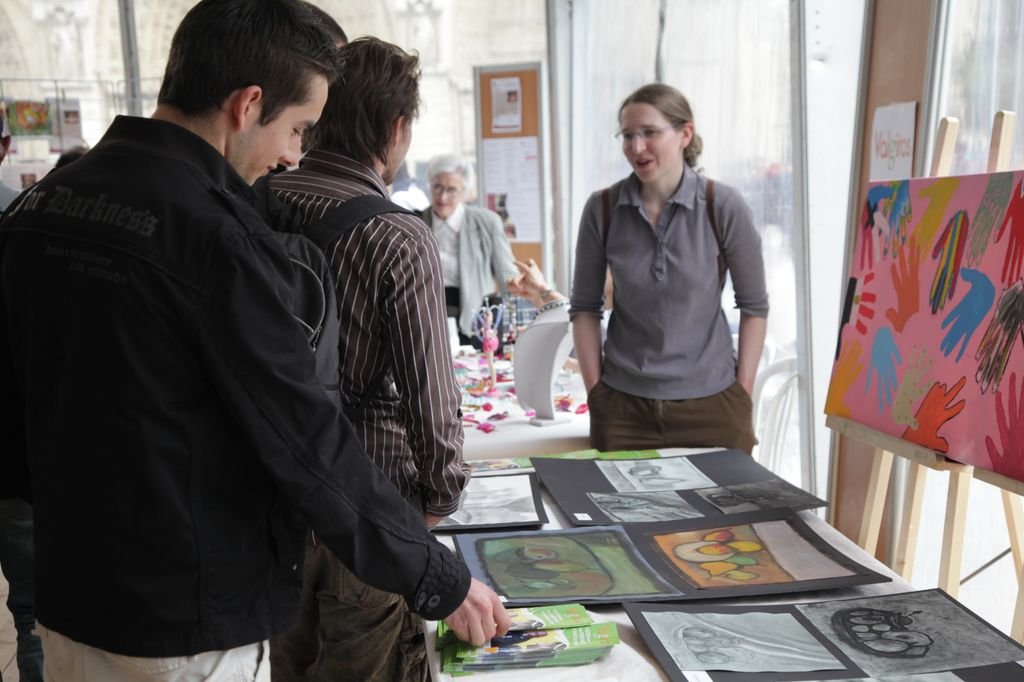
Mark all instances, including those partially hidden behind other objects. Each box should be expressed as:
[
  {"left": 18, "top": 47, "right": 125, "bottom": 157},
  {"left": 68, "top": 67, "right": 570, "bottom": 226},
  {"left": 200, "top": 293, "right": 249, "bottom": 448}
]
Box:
[
  {"left": 561, "top": 0, "right": 804, "bottom": 483},
  {"left": 0, "top": 0, "right": 547, "bottom": 199},
  {"left": 940, "top": 0, "right": 1024, "bottom": 175}
]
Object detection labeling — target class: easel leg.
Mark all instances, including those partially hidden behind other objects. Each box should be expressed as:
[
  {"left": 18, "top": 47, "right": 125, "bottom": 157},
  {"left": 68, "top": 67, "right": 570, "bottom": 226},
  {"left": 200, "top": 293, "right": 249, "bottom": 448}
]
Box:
[
  {"left": 894, "top": 462, "right": 927, "bottom": 581},
  {"left": 858, "top": 449, "right": 894, "bottom": 556},
  {"left": 1013, "top": 566, "right": 1024, "bottom": 643},
  {"left": 1001, "top": 490, "right": 1024, "bottom": 574},
  {"left": 938, "top": 465, "right": 973, "bottom": 597}
]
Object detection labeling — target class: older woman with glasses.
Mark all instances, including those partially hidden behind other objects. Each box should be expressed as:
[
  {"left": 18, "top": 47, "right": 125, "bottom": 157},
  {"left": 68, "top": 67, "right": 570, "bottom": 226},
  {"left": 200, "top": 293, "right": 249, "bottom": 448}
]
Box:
[
  {"left": 570, "top": 83, "right": 769, "bottom": 454},
  {"left": 420, "top": 153, "right": 518, "bottom": 345}
]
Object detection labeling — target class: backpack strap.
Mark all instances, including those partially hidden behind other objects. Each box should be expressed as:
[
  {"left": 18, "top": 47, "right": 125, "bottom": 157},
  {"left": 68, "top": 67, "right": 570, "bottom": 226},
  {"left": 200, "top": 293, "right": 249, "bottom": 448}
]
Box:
[
  {"left": 304, "top": 195, "right": 414, "bottom": 252},
  {"left": 251, "top": 174, "right": 303, "bottom": 233},
  {"left": 304, "top": 194, "right": 415, "bottom": 419},
  {"left": 601, "top": 187, "right": 612, "bottom": 249},
  {"left": 705, "top": 179, "right": 727, "bottom": 290}
]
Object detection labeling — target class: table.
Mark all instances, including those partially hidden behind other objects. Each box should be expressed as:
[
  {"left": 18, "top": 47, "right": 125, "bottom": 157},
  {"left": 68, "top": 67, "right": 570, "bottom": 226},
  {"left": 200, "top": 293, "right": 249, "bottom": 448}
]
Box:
[
  {"left": 458, "top": 363, "right": 590, "bottom": 460},
  {"left": 428, "top": 471, "right": 913, "bottom": 682}
]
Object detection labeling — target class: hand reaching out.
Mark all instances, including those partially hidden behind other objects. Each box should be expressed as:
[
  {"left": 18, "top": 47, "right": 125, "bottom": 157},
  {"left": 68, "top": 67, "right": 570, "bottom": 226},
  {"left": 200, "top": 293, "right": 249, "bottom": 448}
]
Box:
[
  {"left": 867, "top": 327, "right": 902, "bottom": 414},
  {"left": 901, "top": 377, "right": 967, "bottom": 453},
  {"left": 506, "top": 259, "right": 561, "bottom": 308},
  {"left": 892, "top": 346, "right": 932, "bottom": 429},
  {"left": 885, "top": 236, "right": 920, "bottom": 332},
  {"left": 826, "top": 339, "right": 863, "bottom": 418},
  {"left": 940, "top": 268, "right": 995, "bottom": 362},
  {"left": 442, "top": 578, "right": 511, "bottom": 646},
  {"left": 985, "top": 372, "right": 1024, "bottom": 480}
]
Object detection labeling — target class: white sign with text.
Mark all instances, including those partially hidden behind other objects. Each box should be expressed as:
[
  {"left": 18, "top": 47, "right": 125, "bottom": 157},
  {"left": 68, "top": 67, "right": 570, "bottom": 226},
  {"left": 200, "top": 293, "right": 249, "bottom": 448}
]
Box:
[{"left": 869, "top": 101, "right": 916, "bottom": 180}]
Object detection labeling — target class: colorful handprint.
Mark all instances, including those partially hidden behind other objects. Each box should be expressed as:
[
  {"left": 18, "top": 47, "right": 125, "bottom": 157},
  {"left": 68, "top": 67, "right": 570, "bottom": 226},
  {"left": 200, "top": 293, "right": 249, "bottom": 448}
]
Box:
[
  {"left": 967, "top": 172, "right": 1013, "bottom": 266},
  {"left": 885, "top": 237, "right": 920, "bottom": 333},
  {"left": 826, "top": 339, "right": 864, "bottom": 418},
  {"left": 997, "top": 178, "right": 1024, "bottom": 286},
  {"left": 929, "top": 210, "right": 968, "bottom": 314},
  {"left": 892, "top": 346, "right": 932, "bottom": 428},
  {"left": 914, "top": 178, "right": 961, "bottom": 256},
  {"left": 860, "top": 185, "right": 895, "bottom": 270},
  {"left": 882, "top": 180, "right": 912, "bottom": 257},
  {"left": 975, "top": 281, "right": 1024, "bottom": 394},
  {"left": 867, "top": 326, "right": 902, "bottom": 414},
  {"left": 985, "top": 372, "right": 1024, "bottom": 480},
  {"left": 940, "top": 268, "right": 995, "bottom": 362},
  {"left": 855, "top": 272, "right": 876, "bottom": 335},
  {"left": 901, "top": 377, "right": 967, "bottom": 453}
]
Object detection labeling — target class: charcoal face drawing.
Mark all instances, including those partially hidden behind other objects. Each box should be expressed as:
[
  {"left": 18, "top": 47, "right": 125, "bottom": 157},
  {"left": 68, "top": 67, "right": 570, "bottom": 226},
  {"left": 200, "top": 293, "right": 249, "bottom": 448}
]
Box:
[
  {"left": 587, "top": 491, "right": 702, "bottom": 523},
  {"left": 597, "top": 458, "right": 714, "bottom": 492}
]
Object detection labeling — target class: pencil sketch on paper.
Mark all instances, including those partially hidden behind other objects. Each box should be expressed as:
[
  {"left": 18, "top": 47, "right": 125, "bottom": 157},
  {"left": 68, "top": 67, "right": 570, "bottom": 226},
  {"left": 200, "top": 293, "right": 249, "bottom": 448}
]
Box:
[
  {"left": 596, "top": 458, "right": 714, "bottom": 493},
  {"left": 642, "top": 610, "right": 845, "bottom": 673},
  {"left": 796, "top": 590, "right": 1024, "bottom": 676},
  {"left": 435, "top": 475, "right": 540, "bottom": 528},
  {"left": 695, "top": 479, "right": 825, "bottom": 514},
  {"left": 587, "top": 491, "right": 703, "bottom": 523}
]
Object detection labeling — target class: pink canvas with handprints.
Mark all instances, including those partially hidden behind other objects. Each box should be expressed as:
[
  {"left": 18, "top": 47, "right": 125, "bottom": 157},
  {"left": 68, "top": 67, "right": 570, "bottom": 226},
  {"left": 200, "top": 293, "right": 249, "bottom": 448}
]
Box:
[{"left": 826, "top": 171, "right": 1024, "bottom": 483}]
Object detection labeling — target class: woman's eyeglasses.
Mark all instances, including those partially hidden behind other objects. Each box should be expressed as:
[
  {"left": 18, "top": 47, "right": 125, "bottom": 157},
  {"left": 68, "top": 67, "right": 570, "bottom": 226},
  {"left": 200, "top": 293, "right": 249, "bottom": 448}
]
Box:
[
  {"left": 431, "top": 184, "right": 464, "bottom": 197},
  {"left": 615, "top": 123, "right": 679, "bottom": 145}
]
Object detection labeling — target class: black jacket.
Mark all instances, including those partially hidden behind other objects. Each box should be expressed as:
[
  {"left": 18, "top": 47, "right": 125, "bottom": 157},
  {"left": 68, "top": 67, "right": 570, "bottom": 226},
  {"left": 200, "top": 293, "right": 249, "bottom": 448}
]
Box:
[{"left": 0, "top": 116, "right": 469, "bottom": 657}]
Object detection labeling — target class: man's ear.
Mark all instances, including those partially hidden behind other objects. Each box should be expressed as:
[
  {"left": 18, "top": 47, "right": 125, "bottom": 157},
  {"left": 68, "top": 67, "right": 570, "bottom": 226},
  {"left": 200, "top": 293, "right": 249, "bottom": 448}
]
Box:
[
  {"left": 224, "top": 86, "right": 264, "bottom": 131},
  {"left": 392, "top": 116, "right": 411, "bottom": 144}
]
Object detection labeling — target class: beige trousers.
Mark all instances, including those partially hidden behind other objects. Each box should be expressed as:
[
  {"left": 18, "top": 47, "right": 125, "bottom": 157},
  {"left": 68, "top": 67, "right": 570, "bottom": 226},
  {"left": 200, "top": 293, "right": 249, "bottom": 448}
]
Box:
[{"left": 39, "top": 626, "right": 270, "bottom": 682}]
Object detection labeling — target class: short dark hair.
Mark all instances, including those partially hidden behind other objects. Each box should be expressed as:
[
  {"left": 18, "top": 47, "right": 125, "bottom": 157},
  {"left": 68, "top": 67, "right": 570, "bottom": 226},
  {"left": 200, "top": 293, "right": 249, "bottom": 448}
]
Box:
[
  {"left": 157, "top": 0, "right": 339, "bottom": 125},
  {"left": 303, "top": 1, "right": 348, "bottom": 46},
  {"left": 55, "top": 146, "right": 89, "bottom": 169},
  {"left": 309, "top": 37, "right": 420, "bottom": 167}
]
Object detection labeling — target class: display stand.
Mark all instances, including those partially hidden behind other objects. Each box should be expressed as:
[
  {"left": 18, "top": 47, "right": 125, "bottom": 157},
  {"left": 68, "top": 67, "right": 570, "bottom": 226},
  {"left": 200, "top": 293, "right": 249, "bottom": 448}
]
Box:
[
  {"left": 512, "top": 314, "right": 573, "bottom": 426},
  {"left": 828, "top": 112, "right": 1024, "bottom": 636}
]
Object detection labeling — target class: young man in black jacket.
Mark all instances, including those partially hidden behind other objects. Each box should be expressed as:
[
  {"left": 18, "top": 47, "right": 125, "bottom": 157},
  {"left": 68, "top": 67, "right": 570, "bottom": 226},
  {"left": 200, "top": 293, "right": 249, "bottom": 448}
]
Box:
[{"left": 0, "top": 1, "right": 507, "bottom": 679}]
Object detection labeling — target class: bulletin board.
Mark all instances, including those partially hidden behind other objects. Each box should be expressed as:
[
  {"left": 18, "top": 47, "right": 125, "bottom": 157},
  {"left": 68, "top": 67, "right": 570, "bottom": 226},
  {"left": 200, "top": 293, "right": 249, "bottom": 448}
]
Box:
[{"left": 474, "top": 62, "right": 548, "bottom": 267}]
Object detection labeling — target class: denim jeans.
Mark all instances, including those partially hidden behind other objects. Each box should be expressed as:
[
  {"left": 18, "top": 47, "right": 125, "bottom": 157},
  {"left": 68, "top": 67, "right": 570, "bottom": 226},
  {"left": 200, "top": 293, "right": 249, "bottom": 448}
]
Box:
[{"left": 0, "top": 498, "right": 43, "bottom": 682}]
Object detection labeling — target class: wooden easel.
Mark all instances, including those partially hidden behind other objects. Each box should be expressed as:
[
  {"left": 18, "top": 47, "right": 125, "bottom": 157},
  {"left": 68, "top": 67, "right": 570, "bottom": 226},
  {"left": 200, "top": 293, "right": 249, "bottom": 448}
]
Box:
[{"left": 828, "top": 110, "right": 1024, "bottom": 642}]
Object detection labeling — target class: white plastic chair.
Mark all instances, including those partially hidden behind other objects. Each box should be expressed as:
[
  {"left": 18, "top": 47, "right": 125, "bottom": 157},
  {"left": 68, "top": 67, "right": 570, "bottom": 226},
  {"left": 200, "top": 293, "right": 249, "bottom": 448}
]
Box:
[{"left": 750, "top": 357, "right": 798, "bottom": 474}]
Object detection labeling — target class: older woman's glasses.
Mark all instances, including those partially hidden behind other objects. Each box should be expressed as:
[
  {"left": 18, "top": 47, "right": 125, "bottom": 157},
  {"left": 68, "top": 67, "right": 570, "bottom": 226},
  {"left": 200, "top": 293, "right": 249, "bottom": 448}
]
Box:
[
  {"left": 615, "top": 124, "right": 679, "bottom": 145},
  {"left": 431, "top": 183, "right": 464, "bottom": 197}
]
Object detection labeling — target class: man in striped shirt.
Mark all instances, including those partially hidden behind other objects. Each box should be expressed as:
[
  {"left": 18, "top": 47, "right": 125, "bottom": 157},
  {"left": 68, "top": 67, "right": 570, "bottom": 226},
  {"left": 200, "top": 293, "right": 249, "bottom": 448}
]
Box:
[{"left": 268, "top": 37, "right": 470, "bottom": 681}]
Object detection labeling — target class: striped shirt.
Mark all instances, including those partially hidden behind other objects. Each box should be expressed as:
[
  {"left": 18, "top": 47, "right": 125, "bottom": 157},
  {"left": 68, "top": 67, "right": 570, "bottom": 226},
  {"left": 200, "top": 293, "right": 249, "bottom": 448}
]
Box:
[{"left": 269, "top": 150, "right": 468, "bottom": 515}]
